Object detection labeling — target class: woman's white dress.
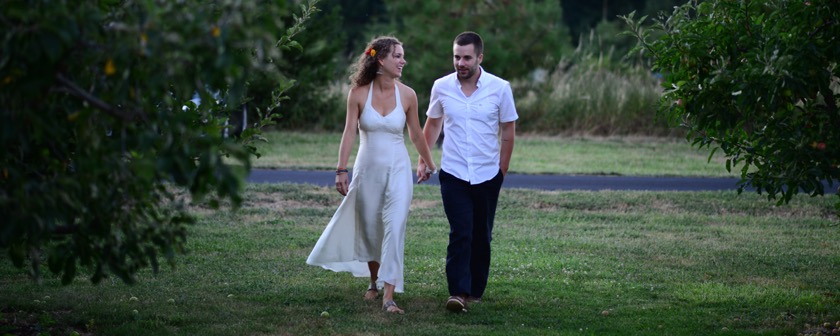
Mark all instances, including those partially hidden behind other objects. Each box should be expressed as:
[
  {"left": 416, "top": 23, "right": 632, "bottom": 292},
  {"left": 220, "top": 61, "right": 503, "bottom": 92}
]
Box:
[{"left": 306, "top": 83, "right": 411, "bottom": 293}]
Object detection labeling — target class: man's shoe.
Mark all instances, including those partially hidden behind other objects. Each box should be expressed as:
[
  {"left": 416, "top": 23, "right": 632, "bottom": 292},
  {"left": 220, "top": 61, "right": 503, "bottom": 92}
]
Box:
[{"left": 445, "top": 296, "right": 467, "bottom": 313}]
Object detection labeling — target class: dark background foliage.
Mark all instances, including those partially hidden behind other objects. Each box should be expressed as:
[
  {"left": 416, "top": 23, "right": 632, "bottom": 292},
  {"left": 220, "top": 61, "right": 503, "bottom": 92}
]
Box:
[{"left": 272, "top": 0, "right": 684, "bottom": 130}]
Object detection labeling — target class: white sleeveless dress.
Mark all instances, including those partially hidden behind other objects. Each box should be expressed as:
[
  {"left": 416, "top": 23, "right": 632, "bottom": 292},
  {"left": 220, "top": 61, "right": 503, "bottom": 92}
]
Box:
[{"left": 306, "top": 83, "right": 412, "bottom": 293}]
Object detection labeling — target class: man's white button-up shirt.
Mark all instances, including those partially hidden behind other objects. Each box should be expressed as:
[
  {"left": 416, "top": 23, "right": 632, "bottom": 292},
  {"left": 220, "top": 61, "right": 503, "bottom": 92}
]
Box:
[{"left": 426, "top": 67, "right": 519, "bottom": 185}]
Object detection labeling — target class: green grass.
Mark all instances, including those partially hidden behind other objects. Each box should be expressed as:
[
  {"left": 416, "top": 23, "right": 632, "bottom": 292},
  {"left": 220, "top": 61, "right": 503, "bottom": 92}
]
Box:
[
  {"left": 253, "top": 131, "right": 735, "bottom": 177},
  {"left": 2, "top": 183, "right": 838, "bottom": 335}
]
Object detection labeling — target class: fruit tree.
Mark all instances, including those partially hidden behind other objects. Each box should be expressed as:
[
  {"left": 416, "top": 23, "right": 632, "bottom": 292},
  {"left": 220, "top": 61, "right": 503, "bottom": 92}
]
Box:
[
  {"left": 623, "top": 0, "right": 839, "bottom": 213},
  {"left": 0, "top": 0, "right": 319, "bottom": 284}
]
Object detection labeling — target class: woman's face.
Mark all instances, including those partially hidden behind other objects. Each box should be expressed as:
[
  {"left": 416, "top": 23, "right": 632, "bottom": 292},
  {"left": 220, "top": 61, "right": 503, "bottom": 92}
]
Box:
[{"left": 379, "top": 44, "right": 406, "bottom": 78}]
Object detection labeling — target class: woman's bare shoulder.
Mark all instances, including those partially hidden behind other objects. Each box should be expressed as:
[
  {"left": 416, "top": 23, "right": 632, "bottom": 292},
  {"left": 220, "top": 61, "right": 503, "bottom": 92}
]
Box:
[
  {"left": 347, "top": 84, "right": 369, "bottom": 102},
  {"left": 397, "top": 81, "right": 417, "bottom": 98},
  {"left": 348, "top": 84, "right": 370, "bottom": 95}
]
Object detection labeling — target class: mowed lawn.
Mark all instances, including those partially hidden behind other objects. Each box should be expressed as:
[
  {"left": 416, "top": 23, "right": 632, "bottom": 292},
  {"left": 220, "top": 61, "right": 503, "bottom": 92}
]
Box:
[
  {"left": 1, "top": 133, "right": 838, "bottom": 335},
  {"left": 251, "top": 131, "right": 737, "bottom": 177}
]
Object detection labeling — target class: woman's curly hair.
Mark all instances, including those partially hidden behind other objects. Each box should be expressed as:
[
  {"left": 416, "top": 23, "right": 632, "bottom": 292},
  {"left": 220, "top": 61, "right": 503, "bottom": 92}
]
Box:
[{"left": 349, "top": 36, "right": 402, "bottom": 87}]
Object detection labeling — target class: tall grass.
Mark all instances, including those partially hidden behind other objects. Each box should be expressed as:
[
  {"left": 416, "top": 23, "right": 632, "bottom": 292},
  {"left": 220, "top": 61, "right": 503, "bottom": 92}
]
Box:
[{"left": 514, "top": 30, "right": 670, "bottom": 136}]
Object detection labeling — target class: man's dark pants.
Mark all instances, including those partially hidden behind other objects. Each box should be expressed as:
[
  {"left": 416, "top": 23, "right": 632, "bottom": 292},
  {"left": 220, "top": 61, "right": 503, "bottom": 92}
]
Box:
[{"left": 439, "top": 169, "right": 504, "bottom": 298}]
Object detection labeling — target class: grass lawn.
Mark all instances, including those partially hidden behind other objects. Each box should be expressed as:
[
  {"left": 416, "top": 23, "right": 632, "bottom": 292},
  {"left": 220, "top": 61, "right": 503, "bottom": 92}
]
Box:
[
  {"left": 251, "top": 131, "right": 737, "bottom": 177},
  {"left": 2, "top": 183, "right": 838, "bottom": 335}
]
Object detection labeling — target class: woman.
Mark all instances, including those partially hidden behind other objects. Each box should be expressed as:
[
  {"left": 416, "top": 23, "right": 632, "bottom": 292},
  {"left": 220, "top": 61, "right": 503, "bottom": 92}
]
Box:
[{"left": 306, "top": 36, "right": 437, "bottom": 314}]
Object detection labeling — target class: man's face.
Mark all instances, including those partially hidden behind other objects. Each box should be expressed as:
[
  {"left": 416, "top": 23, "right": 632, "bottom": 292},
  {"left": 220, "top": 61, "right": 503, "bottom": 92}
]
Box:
[{"left": 453, "top": 43, "right": 482, "bottom": 81}]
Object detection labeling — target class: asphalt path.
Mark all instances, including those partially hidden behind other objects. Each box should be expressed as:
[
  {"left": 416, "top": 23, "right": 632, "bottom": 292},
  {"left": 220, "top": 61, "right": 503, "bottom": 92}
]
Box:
[{"left": 247, "top": 169, "right": 778, "bottom": 192}]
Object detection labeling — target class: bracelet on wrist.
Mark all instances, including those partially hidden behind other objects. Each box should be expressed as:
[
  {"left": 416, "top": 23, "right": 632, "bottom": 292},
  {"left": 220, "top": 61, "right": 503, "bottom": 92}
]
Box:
[{"left": 336, "top": 168, "right": 349, "bottom": 175}]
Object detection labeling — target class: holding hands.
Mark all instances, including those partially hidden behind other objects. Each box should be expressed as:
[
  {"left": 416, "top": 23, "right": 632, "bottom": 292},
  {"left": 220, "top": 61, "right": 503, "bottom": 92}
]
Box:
[{"left": 416, "top": 160, "right": 437, "bottom": 184}]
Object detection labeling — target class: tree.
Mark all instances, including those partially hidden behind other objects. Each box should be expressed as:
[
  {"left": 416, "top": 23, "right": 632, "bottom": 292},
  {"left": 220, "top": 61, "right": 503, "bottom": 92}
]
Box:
[
  {"left": 562, "top": 0, "right": 683, "bottom": 46},
  {"left": 323, "top": 0, "right": 388, "bottom": 57},
  {"left": 622, "top": 0, "right": 839, "bottom": 211},
  {"left": 0, "top": 0, "right": 319, "bottom": 284},
  {"left": 271, "top": 4, "right": 347, "bottom": 130},
  {"left": 563, "top": 0, "right": 641, "bottom": 45},
  {"left": 370, "top": 0, "right": 573, "bottom": 110}
]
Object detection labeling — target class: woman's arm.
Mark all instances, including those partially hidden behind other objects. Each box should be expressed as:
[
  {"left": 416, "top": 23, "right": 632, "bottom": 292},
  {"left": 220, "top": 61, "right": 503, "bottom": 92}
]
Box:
[
  {"left": 335, "top": 87, "right": 362, "bottom": 195},
  {"left": 402, "top": 84, "right": 436, "bottom": 183}
]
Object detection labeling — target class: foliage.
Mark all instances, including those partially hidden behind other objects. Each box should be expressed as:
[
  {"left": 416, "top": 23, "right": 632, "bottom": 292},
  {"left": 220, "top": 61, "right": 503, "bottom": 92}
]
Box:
[
  {"left": 369, "top": 0, "right": 573, "bottom": 112},
  {"left": 622, "top": 0, "right": 840, "bottom": 211},
  {"left": 0, "top": 0, "right": 319, "bottom": 284},
  {"left": 563, "top": 0, "right": 645, "bottom": 45},
  {"left": 514, "top": 27, "right": 668, "bottom": 136},
  {"left": 321, "top": 0, "right": 388, "bottom": 57},
  {"left": 562, "top": 0, "right": 685, "bottom": 46},
  {"left": 265, "top": 4, "right": 347, "bottom": 130}
]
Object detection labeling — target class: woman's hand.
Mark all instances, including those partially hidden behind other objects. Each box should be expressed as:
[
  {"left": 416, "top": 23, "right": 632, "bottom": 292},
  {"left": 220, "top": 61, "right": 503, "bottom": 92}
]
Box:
[
  {"left": 416, "top": 161, "right": 437, "bottom": 184},
  {"left": 335, "top": 169, "right": 349, "bottom": 196},
  {"left": 416, "top": 161, "right": 429, "bottom": 184}
]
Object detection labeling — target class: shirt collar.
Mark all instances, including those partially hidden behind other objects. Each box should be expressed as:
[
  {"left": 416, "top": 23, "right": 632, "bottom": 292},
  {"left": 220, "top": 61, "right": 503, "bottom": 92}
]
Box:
[
  {"left": 476, "top": 66, "right": 486, "bottom": 88},
  {"left": 455, "top": 66, "right": 485, "bottom": 89}
]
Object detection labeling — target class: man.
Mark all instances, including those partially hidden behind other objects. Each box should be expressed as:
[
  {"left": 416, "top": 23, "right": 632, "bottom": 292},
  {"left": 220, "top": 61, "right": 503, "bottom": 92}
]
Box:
[{"left": 417, "top": 31, "right": 517, "bottom": 313}]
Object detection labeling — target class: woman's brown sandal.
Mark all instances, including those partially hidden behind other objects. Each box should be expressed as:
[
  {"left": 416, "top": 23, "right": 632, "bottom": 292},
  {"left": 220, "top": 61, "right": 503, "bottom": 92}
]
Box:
[{"left": 383, "top": 300, "right": 404, "bottom": 314}]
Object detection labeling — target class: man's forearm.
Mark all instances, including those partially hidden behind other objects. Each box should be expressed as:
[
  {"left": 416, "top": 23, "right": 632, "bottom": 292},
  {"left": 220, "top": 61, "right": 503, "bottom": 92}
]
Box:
[{"left": 499, "top": 122, "right": 515, "bottom": 174}]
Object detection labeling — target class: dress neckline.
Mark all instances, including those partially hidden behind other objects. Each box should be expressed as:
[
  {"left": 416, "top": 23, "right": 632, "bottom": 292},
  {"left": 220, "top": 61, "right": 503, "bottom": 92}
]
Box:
[{"left": 366, "top": 83, "right": 401, "bottom": 118}]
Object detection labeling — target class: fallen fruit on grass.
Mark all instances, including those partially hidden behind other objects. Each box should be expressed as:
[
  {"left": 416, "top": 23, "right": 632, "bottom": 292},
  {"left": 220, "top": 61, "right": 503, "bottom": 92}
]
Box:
[
  {"left": 132, "top": 309, "right": 139, "bottom": 315},
  {"left": 320, "top": 311, "right": 330, "bottom": 317},
  {"left": 167, "top": 298, "right": 175, "bottom": 304},
  {"left": 601, "top": 310, "right": 610, "bottom": 316},
  {"left": 129, "top": 296, "right": 138, "bottom": 302}
]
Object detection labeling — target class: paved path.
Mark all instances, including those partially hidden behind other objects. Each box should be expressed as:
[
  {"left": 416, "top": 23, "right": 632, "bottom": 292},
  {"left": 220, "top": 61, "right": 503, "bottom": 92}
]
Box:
[{"left": 247, "top": 169, "right": 765, "bottom": 192}]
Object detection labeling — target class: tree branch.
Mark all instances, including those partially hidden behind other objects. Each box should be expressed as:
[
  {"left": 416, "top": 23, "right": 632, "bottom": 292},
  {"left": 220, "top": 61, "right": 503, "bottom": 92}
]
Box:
[
  {"left": 54, "top": 74, "right": 144, "bottom": 121},
  {"left": 808, "top": 18, "right": 835, "bottom": 39},
  {"left": 742, "top": 0, "right": 752, "bottom": 37}
]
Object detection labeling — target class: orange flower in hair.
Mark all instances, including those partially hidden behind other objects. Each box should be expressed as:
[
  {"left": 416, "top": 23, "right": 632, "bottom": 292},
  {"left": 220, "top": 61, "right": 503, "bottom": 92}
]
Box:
[{"left": 365, "top": 47, "right": 376, "bottom": 57}]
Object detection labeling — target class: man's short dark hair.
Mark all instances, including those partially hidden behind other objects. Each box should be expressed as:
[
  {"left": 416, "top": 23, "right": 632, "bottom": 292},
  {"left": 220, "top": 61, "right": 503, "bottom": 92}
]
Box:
[{"left": 454, "top": 31, "right": 483, "bottom": 56}]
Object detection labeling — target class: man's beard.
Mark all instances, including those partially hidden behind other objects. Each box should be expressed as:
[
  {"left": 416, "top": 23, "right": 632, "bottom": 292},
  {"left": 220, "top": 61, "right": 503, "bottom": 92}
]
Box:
[{"left": 457, "top": 66, "right": 477, "bottom": 80}]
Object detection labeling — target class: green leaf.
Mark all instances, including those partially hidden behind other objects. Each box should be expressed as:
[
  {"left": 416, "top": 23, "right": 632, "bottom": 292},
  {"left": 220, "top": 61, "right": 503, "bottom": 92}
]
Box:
[
  {"left": 287, "top": 40, "right": 303, "bottom": 52},
  {"left": 706, "top": 147, "right": 718, "bottom": 163}
]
